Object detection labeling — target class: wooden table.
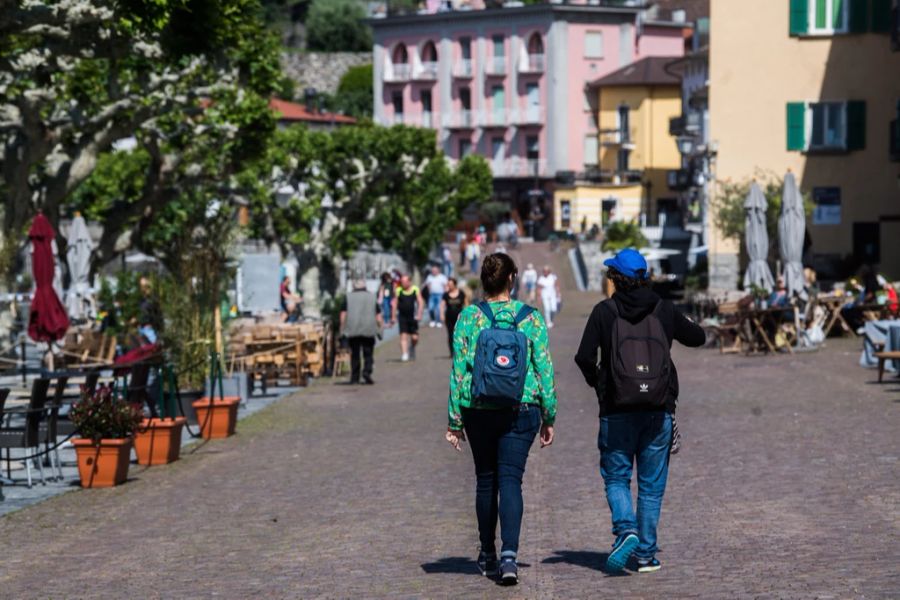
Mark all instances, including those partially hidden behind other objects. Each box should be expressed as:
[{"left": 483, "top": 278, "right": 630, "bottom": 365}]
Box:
[{"left": 738, "top": 306, "right": 797, "bottom": 354}]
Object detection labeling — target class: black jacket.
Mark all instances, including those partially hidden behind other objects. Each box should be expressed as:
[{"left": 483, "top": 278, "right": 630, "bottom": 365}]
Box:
[{"left": 574, "top": 287, "right": 706, "bottom": 415}]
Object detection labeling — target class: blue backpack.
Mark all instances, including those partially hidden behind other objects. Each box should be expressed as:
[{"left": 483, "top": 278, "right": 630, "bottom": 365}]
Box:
[{"left": 471, "top": 301, "right": 534, "bottom": 408}]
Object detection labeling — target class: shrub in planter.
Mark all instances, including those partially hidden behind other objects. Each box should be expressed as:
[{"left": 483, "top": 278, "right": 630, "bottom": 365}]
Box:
[{"left": 69, "top": 385, "right": 143, "bottom": 488}]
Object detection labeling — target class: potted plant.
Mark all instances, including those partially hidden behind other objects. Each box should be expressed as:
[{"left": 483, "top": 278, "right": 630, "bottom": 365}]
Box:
[
  {"left": 193, "top": 352, "right": 239, "bottom": 439},
  {"left": 69, "top": 384, "right": 143, "bottom": 488},
  {"left": 133, "top": 366, "right": 186, "bottom": 465}
]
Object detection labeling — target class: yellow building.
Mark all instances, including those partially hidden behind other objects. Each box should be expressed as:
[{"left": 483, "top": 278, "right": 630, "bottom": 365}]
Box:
[
  {"left": 709, "top": 0, "right": 900, "bottom": 286},
  {"left": 553, "top": 56, "right": 683, "bottom": 231}
]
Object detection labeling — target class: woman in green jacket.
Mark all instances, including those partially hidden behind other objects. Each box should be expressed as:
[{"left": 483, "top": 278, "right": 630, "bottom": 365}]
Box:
[{"left": 445, "top": 252, "right": 557, "bottom": 585}]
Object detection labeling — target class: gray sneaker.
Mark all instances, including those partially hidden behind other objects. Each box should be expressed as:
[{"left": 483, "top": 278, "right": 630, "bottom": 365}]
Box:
[{"left": 499, "top": 557, "right": 518, "bottom": 585}]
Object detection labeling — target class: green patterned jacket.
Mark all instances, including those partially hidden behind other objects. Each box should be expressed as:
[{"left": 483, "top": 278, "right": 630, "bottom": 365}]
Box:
[{"left": 447, "top": 300, "right": 557, "bottom": 430}]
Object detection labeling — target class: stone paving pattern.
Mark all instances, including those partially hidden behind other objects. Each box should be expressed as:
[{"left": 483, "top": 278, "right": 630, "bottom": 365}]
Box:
[{"left": 1, "top": 258, "right": 898, "bottom": 598}]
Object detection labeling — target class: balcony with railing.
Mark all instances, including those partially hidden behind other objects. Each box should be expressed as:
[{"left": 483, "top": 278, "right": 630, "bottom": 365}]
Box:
[
  {"left": 442, "top": 110, "right": 475, "bottom": 129},
  {"left": 490, "top": 157, "right": 548, "bottom": 178},
  {"left": 385, "top": 63, "right": 411, "bottom": 83},
  {"left": 479, "top": 108, "right": 509, "bottom": 128},
  {"left": 413, "top": 61, "right": 438, "bottom": 81},
  {"left": 486, "top": 56, "right": 507, "bottom": 76},
  {"left": 512, "top": 106, "right": 544, "bottom": 126},
  {"left": 600, "top": 128, "right": 635, "bottom": 149},
  {"left": 519, "top": 53, "right": 545, "bottom": 74},
  {"left": 453, "top": 59, "right": 473, "bottom": 78},
  {"left": 418, "top": 111, "right": 435, "bottom": 129}
]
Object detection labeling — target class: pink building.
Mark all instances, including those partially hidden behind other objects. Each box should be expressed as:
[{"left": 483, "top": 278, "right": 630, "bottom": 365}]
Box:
[{"left": 370, "top": 1, "right": 688, "bottom": 232}]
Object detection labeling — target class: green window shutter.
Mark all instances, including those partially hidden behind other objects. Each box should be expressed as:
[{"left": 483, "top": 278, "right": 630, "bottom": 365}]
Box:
[
  {"left": 871, "top": 0, "right": 892, "bottom": 32},
  {"left": 787, "top": 102, "right": 807, "bottom": 151},
  {"left": 846, "top": 100, "right": 866, "bottom": 150},
  {"left": 849, "top": 0, "right": 868, "bottom": 32},
  {"left": 790, "top": 0, "right": 810, "bottom": 35}
]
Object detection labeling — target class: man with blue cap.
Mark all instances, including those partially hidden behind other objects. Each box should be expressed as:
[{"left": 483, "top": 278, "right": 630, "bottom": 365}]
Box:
[{"left": 574, "top": 248, "right": 705, "bottom": 574}]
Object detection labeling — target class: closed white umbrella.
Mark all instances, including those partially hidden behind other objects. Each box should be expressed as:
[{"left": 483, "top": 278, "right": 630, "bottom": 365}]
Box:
[
  {"left": 779, "top": 172, "right": 807, "bottom": 300},
  {"left": 742, "top": 181, "right": 774, "bottom": 292},
  {"left": 65, "top": 214, "right": 94, "bottom": 320}
]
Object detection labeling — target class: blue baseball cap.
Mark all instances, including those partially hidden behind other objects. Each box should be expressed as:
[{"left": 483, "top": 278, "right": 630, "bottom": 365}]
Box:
[{"left": 603, "top": 248, "right": 649, "bottom": 280}]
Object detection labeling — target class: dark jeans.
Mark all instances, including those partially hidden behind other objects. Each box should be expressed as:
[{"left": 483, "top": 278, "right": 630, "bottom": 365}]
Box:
[
  {"left": 598, "top": 411, "right": 672, "bottom": 560},
  {"left": 463, "top": 404, "right": 541, "bottom": 558},
  {"left": 348, "top": 336, "right": 374, "bottom": 382}
]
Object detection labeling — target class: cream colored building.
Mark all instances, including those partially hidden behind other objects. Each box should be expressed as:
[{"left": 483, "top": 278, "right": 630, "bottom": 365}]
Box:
[
  {"left": 709, "top": 0, "right": 900, "bottom": 287},
  {"left": 553, "top": 57, "right": 683, "bottom": 231}
]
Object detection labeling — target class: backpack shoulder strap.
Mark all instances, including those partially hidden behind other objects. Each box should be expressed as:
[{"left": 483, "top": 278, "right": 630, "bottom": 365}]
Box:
[
  {"left": 477, "top": 301, "right": 496, "bottom": 326},
  {"left": 513, "top": 304, "right": 534, "bottom": 326}
]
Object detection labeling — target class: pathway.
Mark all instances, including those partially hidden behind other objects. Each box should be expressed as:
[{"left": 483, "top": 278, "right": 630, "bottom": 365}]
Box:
[{"left": 1, "top": 267, "right": 898, "bottom": 598}]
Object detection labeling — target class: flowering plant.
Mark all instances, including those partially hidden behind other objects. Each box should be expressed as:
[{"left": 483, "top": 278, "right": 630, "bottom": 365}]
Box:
[{"left": 69, "top": 384, "right": 144, "bottom": 443}]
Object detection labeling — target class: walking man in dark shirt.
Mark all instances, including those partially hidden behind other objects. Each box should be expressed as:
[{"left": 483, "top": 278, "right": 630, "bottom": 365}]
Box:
[
  {"left": 574, "top": 249, "right": 705, "bottom": 574},
  {"left": 340, "top": 279, "right": 383, "bottom": 385}
]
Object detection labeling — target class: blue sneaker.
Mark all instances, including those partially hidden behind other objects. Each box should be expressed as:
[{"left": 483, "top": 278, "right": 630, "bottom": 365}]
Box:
[
  {"left": 606, "top": 533, "right": 639, "bottom": 572},
  {"left": 637, "top": 557, "right": 661, "bottom": 573},
  {"left": 499, "top": 557, "right": 518, "bottom": 585}
]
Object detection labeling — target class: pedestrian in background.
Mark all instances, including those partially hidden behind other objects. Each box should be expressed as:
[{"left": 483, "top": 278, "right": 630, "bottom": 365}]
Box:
[
  {"left": 340, "top": 279, "right": 383, "bottom": 385},
  {"left": 442, "top": 245, "right": 454, "bottom": 277},
  {"left": 537, "top": 265, "right": 559, "bottom": 329},
  {"left": 424, "top": 264, "right": 449, "bottom": 328},
  {"left": 392, "top": 275, "right": 423, "bottom": 362},
  {"left": 574, "top": 248, "right": 705, "bottom": 574},
  {"left": 446, "top": 252, "right": 557, "bottom": 586},
  {"left": 377, "top": 272, "right": 394, "bottom": 323},
  {"left": 466, "top": 237, "right": 481, "bottom": 274},
  {"left": 522, "top": 263, "right": 538, "bottom": 304},
  {"left": 440, "top": 276, "right": 467, "bottom": 357}
]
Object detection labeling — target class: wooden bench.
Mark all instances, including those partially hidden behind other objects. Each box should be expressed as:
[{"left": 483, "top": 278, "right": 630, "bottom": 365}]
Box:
[{"left": 874, "top": 351, "right": 900, "bottom": 383}]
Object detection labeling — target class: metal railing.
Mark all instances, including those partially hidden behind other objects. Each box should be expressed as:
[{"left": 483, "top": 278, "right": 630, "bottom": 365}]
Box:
[
  {"left": 385, "top": 63, "right": 411, "bottom": 82},
  {"left": 479, "top": 108, "right": 509, "bottom": 127},
  {"left": 442, "top": 110, "right": 475, "bottom": 129},
  {"left": 415, "top": 61, "right": 438, "bottom": 80},
  {"left": 453, "top": 59, "right": 473, "bottom": 78},
  {"left": 486, "top": 56, "right": 507, "bottom": 76},
  {"left": 512, "top": 106, "right": 544, "bottom": 125},
  {"left": 520, "top": 53, "right": 545, "bottom": 73}
]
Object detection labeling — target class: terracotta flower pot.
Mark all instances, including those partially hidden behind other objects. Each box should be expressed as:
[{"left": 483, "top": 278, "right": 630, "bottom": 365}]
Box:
[
  {"left": 72, "top": 438, "right": 133, "bottom": 488},
  {"left": 192, "top": 396, "right": 239, "bottom": 439},
  {"left": 133, "top": 417, "right": 186, "bottom": 466}
]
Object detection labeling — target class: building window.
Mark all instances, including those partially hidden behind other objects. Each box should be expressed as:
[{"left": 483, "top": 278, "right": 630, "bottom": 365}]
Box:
[
  {"left": 617, "top": 105, "right": 630, "bottom": 143},
  {"left": 421, "top": 90, "right": 432, "bottom": 127},
  {"left": 526, "top": 135, "right": 539, "bottom": 160},
  {"left": 560, "top": 200, "right": 571, "bottom": 229},
  {"left": 461, "top": 37, "right": 471, "bottom": 59},
  {"left": 493, "top": 35, "right": 505, "bottom": 58},
  {"left": 810, "top": 101, "right": 845, "bottom": 149},
  {"left": 458, "top": 139, "right": 472, "bottom": 158},
  {"left": 585, "top": 31, "right": 604, "bottom": 58},
  {"left": 392, "top": 91, "right": 404, "bottom": 124},
  {"left": 809, "top": 0, "right": 848, "bottom": 33},
  {"left": 491, "top": 137, "right": 505, "bottom": 167},
  {"left": 460, "top": 87, "right": 471, "bottom": 111},
  {"left": 787, "top": 100, "right": 866, "bottom": 152},
  {"left": 584, "top": 135, "right": 599, "bottom": 166},
  {"left": 617, "top": 149, "right": 631, "bottom": 173}
]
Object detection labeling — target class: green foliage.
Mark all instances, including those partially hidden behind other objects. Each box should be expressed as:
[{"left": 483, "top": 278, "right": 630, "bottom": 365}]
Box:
[
  {"left": 602, "top": 221, "right": 648, "bottom": 252},
  {"left": 70, "top": 385, "right": 144, "bottom": 442},
  {"left": 69, "top": 150, "right": 150, "bottom": 220},
  {"left": 712, "top": 173, "right": 814, "bottom": 245},
  {"left": 96, "top": 271, "right": 145, "bottom": 339},
  {"left": 321, "top": 63, "right": 373, "bottom": 118},
  {"left": 305, "top": 0, "right": 372, "bottom": 52},
  {"left": 480, "top": 201, "right": 509, "bottom": 224}
]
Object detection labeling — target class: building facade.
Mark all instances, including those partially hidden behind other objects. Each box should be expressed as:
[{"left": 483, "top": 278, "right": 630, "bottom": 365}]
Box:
[
  {"left": 370, "top": 2, "right": 687, "bottom": 236},
  {"left": 709, "top": 0, "right": 900, "bottom": 287},
  {"left": 554, "top": 56, "right": 683, "bottom": 232}
]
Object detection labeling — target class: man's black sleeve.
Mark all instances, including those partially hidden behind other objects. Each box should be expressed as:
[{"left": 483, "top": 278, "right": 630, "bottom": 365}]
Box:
[
  {"left": 575, "top": 305, "right": 603, "bottom": 387},
  {"left": 672, "top": 309, "right": 706, "bottom": 347}
]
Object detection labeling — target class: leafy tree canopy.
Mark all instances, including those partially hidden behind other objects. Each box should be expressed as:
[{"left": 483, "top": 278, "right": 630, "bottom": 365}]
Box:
[{"left": 305, "top": 0, "right": 372, "bottom": 52}]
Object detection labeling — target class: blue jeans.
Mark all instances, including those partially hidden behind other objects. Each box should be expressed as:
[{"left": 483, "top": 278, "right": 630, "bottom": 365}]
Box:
[
  {"left": 381, "top": 297, "right": 392, "bottom": 323},
  {"left": 598, "top": 411, "right": 672, "bottom": 560},
  {"left": 463, "top": 404, "right": 540, "bottom": 558},
  {"left": 427, "top": 293, "right": 442, "bottom": 322}
]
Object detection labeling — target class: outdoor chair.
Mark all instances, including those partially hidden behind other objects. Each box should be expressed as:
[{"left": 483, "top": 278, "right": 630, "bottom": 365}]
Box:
[
  {"left": 874, "top": 351, "right": 900, "bottom": 383},
  {"left": 0, "top": 378, "right": 51, "bottom": 488},
  {"left": 40, "top": 376, "right": 68, "bottom": 481},
  {"left": 127, "top": 362, "right": 156, "bottom": 418}
]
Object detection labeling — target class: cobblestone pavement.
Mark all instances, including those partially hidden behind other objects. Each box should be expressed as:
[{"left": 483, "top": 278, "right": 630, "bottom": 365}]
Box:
[{"left": 1, "top": 284, "right": 898, "bottom": 598}]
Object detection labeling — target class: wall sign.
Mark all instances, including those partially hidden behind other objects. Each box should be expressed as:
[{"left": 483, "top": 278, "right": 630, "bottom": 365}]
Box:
[{"left": 812, "top": 186, "right": 841, "bottom": 225}]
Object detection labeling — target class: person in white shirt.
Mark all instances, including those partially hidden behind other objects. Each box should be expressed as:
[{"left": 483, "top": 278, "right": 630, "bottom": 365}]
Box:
[
  {"left": 537, "top": 265, "right": 560, "bottom": 328},
  {"left": 424, "top": 264, "right": 449, "bottom": 327},
  {"left": 522, "top": 263, "right": 538, "bottom": 304}
]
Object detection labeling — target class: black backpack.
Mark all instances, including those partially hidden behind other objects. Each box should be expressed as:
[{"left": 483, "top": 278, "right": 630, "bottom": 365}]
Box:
[{"left": 606, "top": 300, "right": 671, "bottom": 407}]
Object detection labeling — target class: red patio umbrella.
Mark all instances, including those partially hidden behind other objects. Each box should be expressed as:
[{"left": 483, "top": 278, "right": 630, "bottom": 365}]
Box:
[{"left": 28, "top": 213, "right": 70, "bottom": 342}]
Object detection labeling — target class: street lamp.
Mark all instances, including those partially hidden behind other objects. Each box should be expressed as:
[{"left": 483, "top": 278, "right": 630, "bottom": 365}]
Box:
[{"left": 675, "top": 135, "right": 696, "bottom": 157}]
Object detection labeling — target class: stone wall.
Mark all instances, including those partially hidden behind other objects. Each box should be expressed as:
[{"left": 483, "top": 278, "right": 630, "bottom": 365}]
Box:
[{"left": 281, "top": 52, "right": 371, "bottom": 95}]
